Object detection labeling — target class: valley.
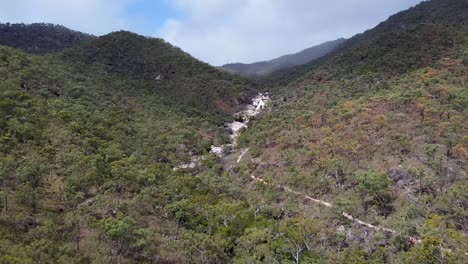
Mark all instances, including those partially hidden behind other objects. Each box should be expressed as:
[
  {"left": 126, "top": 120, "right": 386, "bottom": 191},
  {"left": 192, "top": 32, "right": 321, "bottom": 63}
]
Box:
[
  {"left": 174, "top": 92, "right": 270, "bottom": 171},
  {"left": 0, "top": 0, "right": 467, "bottom": 263}
]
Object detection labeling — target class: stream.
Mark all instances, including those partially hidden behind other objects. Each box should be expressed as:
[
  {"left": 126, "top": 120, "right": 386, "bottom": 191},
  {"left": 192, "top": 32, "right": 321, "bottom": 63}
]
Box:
[
  {"left": 172, "top": 93, "right": 426, "bottom": 247},
  {"left": 174, "top": 92, "right": 271, "bottom": 170}
]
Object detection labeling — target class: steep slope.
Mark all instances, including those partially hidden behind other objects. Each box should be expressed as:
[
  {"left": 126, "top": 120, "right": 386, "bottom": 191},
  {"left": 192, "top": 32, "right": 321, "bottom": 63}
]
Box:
[
  {"left": 0, "top": 28, "right": 260, "bottom": 263},
  {"left": 0, "top": 23, "right": 95, "bottom": 54},
  {"left": 268, "top": 0, "right": 468, "bottom": 87},
  {"left": 270, "top": 0, "right": 468, "bottom": 90},
  {"left": 0, "top": 0, "right": 466, "bottom": 263},
  {"left": 237, "top": 0, "right": 468, "bottom": 262},
  {"left": 221, "top": 38, "right": 345, "bottom": 76},
  {"left": 62, "top": 31, "right": 258, "bottom": 119}
]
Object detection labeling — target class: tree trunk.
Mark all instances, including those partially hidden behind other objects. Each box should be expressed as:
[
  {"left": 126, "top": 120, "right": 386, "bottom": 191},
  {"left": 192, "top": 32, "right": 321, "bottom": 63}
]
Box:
[
  {"left": 293, "top": 251, "right": 300, "bottom": 264},
  {"left": 73, "top": 208, "right": 81, "bottom": 251},
  {"left": 362, "top": 195, "right": 368, "bottom": 217},
  {"left": 32, "top": 194, "right": 38, "bottom": 215}
]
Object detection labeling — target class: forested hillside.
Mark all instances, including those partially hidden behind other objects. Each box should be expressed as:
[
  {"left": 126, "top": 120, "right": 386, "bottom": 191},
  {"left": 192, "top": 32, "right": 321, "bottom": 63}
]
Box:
[
  {"left": 0, "top": 25, "right": 260, "bottom": 263},
  {"left": 61, "top": 31, "right": 258, "bottom": 119},
  {"left": 238, "top": 0, "right": 468, "bottom": 262},
  {"left": 265, "top": 0, "right": 468, "bottom": 86},
  {"left": 0, "top": 0, "right": 466, "bottom": 263}
]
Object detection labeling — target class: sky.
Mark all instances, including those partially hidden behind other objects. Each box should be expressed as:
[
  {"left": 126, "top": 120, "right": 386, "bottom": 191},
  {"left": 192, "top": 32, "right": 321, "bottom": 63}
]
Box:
[{"left": 0, "top": 0, "right": 425, "bottom": 65}]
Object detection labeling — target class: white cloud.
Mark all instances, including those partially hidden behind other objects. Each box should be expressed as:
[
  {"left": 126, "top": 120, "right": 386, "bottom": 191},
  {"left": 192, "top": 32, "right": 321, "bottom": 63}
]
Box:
[
  {"left": 171, "top": 0, "right": 241, "bottom": 22},
  {"left": 159, "top": 0, "right": 425, "bottom": 65},
  {"left": 0, "top": 0, "right": 427, "bottom": 65},
  {"left": 0, "top": 0, "right": 134, "bottom": 35}
]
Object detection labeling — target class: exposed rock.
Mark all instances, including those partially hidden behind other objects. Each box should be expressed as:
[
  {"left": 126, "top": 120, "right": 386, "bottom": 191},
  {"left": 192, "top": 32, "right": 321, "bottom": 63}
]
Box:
[
  {"left": 387, "top": 169, "right": 413, "bottom": 187},
  {"left": 336, "top": 225, "right": 346, "bottom": 234},
  {"left": 346, "top": 229, "right": 354, "bottom": 242},
  {"left": 210, "top": 146, "right": 224, "bottom": 158},
  {"left": 173, "top": 92, "right": 270, "bottom": 170},
  {"left": 227, "top": 121, "right": 247, "bottom": 145},
  {"left": 176, "top": 144, "right": 187, "bottom": 155},
  {"left": 173, "top": 156, "right": 201, "bottom": 171}
]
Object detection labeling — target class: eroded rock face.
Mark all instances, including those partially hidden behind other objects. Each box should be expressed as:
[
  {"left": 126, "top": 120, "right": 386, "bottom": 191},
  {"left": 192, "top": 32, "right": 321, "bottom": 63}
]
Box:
[
  {"left": 226, "top": 121, "right": 247, "bottom": 145},
  {"left": 233, "top": 93, "right": 271, "bottom": 123},
  {"left": 175, "top": 92, "right": 270, "bottom": 170},
  {"left": 173, "top": 156, "right": 201, "bottom": 171},
  {"left": 252, "top": 93, "right": 270, "bottom": 112},
  {"left": 227, "top": 93, "right": 270, "bottom": 146},
  {"left": 210, "top": 93, "right": 270, "bottom": 161},
  {"left": 387, "top": 169, "right": 413, "bottom": 187},
  {"left": 210, "top": 146, "right": 225, "bottom": 158}
]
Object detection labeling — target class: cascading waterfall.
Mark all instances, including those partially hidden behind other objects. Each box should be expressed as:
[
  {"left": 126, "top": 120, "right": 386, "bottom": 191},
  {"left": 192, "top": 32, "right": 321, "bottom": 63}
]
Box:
[
  {"left": 174, "top": 92, "right": 270, "bottom": 170},
  {"left": 210, "top": 92, "right": 270, "bottom": 157}
]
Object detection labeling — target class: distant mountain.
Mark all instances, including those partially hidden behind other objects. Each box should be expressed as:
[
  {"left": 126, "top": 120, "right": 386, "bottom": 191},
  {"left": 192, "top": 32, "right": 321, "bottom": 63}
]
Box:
[
  {"left": 267, "top": 0, "right": 468, "bottom": 85},
  {"left": 221, "top": 38, "right": 346, "bottom": 76},
  {"left": 0, "top": 23, "right": 95, "bottom": 54}
]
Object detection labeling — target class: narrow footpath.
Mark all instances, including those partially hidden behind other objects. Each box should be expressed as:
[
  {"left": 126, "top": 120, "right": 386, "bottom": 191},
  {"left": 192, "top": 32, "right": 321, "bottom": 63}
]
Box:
[{"left": 249, "top": 175, "right": 422, "bottom": 244}]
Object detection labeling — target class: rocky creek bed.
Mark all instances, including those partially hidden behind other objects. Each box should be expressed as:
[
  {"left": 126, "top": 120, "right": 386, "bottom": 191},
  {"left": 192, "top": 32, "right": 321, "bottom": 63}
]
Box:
[{"left": 174, "top": 92, "right": 271, "bottom": 171}]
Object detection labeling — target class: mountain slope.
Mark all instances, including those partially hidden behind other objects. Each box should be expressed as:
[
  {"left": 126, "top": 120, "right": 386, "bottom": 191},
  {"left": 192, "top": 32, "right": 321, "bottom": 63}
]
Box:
[
  {"left": 0, "top": 1, "right": 466, "bottom": 263},
  {"left": 0, "top": 23, "right": 95, "bottom": 54},
  {"left": 0, "top": 26, "right": 260, "bottom": 263},
  {"left": 62, "top": 31, "right": 258, "bottom": 119},
  {"left": 266, "top": 0, "right": 468, "bottom": 87},
  {"left": 271, "top": 0, "right": 468, "bottom": 90},
  {"left": 238, "top": 0, "right": 467, "bottom": 262},
  {"left": 221, "top": 38, "right": 345, "bottom": 76}
]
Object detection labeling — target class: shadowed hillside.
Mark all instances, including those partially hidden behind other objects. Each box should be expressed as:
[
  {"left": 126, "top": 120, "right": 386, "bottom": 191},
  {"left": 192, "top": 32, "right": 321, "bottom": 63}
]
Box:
[
  {"left": 0, "top": 23, "right": 95, "bottom": 54},
  {"left": 62, "top": 31, "right": 259, "bottom": 118}
]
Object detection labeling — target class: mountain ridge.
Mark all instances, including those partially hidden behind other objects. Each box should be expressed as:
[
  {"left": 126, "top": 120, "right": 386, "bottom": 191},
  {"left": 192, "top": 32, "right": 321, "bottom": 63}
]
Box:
[
  {"left": 239, "top": 1, "right": 467, "bottom": 262},
  {"left": 221, "top": 38, "right": 346, "bottom": 76},
  {"left": 0, "top": 0, "right": 466, "bottom": 263},
  {"left": 0, "top": 22, "right": 95, "bottom": 54}
]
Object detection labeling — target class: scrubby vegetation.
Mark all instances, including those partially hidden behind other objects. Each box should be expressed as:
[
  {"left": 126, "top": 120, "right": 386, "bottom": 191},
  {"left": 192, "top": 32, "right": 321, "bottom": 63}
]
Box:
[
  {"left": 238, "top": 0, "right": 468, "bottom": 262},
  {"left": 0, "top": 30, "right": 258, "bottom": 262},
  {"left": 0, "top": 0, "right": 466, "bottom": 263}
]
